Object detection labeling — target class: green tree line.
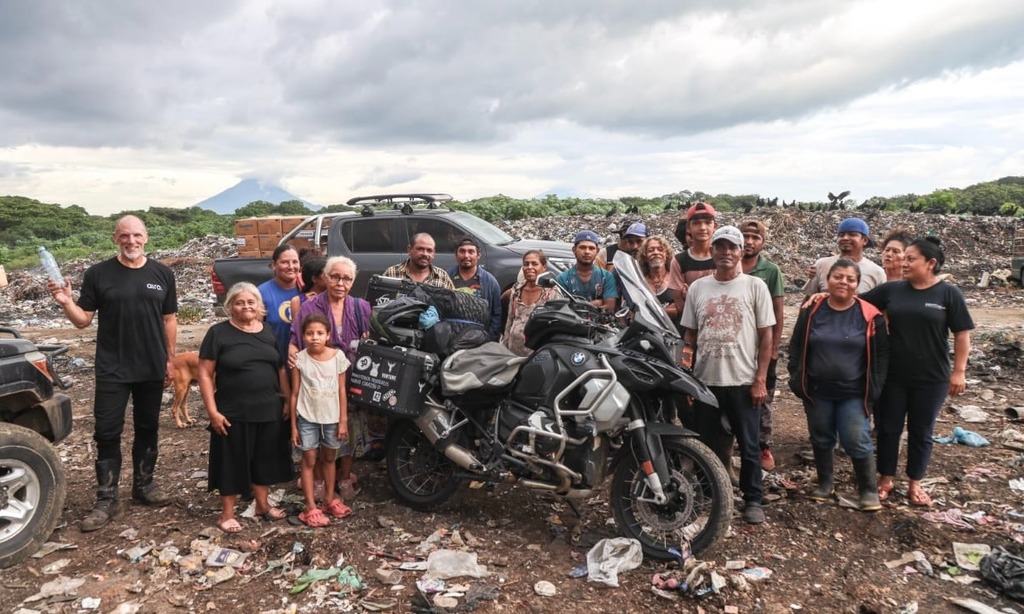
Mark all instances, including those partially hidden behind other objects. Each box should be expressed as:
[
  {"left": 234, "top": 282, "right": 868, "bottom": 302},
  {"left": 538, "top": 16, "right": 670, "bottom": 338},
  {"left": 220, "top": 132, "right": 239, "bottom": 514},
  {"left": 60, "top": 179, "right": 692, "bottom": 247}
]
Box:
[{"left": 2, "top": 177, "right": 1022, "bottom": 269}]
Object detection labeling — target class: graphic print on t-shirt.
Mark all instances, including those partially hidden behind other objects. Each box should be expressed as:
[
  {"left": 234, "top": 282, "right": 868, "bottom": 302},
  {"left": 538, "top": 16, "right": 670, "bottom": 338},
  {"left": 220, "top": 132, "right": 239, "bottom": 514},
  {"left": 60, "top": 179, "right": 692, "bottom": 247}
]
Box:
[{"left": 701, "top": 295, "right": 744, "bottom": 359}]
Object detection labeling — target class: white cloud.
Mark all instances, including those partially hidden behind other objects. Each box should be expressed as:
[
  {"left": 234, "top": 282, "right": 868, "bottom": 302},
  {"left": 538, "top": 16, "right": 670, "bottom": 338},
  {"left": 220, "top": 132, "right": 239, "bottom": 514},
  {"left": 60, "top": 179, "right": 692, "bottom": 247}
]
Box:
[{"left": 0, "top": 1, "right": 1022, "bottom": 214}]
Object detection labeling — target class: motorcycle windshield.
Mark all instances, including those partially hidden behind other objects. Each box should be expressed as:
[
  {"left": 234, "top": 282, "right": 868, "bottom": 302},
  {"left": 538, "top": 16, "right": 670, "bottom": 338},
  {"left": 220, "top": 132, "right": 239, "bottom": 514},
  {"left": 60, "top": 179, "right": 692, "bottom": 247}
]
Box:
[{"left": 612, "top": 250, "right": 678, "bottom": 334}]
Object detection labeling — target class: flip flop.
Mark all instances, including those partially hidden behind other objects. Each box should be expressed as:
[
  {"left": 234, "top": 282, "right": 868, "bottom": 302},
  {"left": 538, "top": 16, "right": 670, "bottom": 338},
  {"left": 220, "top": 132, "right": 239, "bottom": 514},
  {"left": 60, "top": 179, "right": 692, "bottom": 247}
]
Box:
[
  {"left": 218, "top": 518, "right": 243, "bottom": 533},
  {"left": 877, "top": 480, "right": 895, "bottom": 502},
  {"left": 908, "top": 488, "right": 933, "bottom": 507},
  {"left": 259, "top": 507, "right": 287, "bottom": 521},
  {"left": 299, "top": 507, "right": 330, "bottom": 528},
  {"left": 323, "top": 498, "right": 352, "bottom": 519}
]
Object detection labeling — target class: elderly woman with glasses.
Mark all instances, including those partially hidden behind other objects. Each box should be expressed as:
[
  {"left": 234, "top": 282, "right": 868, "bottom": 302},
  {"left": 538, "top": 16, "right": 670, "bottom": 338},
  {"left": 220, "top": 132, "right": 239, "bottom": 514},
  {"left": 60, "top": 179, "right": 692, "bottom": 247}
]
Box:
[{"left": 289, "top": 256, "right": 372, "bottom": 501}]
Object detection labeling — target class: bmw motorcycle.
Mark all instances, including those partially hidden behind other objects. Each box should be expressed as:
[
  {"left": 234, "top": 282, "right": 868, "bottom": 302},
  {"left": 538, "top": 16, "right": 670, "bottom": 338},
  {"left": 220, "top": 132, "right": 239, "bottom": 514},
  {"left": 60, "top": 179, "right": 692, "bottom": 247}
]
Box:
[{"left": 356, "top": 251, "right": 731, "bottom": 558}]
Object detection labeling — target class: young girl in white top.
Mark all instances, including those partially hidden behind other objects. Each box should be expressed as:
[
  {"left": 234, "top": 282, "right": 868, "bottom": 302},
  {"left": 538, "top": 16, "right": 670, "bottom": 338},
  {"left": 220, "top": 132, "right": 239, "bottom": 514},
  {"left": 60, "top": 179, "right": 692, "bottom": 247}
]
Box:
[{"left": 289, "top": 313, "right": 351, "bottom": 527}]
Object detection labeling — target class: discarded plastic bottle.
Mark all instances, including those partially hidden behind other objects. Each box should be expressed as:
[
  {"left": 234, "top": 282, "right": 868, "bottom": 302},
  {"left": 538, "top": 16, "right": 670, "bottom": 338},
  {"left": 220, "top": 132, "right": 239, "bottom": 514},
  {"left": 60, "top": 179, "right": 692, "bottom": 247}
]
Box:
[{"left": 38, "top": 246, "right": 64, "bottom": 288}]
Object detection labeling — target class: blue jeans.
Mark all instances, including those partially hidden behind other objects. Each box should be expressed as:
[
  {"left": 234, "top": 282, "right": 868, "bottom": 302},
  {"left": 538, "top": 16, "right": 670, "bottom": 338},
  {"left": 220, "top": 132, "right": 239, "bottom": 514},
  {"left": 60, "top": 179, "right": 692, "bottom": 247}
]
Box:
[
  {"left": 295, "top": 415, "right": 341, "bottom": 451},
  {"left": 876, "top": 381, "right": 948, "bottom": 480},
  {"left": 803, "top": 397, "right": 873, "bottom": 459},
  {"left": 693, "top": 385, "right": 762, "bottom": 504}
]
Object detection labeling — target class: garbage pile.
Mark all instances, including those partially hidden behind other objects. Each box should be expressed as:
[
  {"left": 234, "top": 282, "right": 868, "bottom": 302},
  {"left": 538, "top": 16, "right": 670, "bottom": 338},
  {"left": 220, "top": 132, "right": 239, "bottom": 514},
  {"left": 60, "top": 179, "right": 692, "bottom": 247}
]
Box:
[{"left": 496, "top": 209, "right": 1018, "bottom": 288}]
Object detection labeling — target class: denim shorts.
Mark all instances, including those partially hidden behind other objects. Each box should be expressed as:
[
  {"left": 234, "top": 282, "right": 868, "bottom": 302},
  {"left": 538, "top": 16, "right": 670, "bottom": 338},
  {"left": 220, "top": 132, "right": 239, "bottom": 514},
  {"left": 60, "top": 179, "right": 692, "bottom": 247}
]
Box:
[{"left": 296, "top": 415, "right": 341, "bottom": 451}]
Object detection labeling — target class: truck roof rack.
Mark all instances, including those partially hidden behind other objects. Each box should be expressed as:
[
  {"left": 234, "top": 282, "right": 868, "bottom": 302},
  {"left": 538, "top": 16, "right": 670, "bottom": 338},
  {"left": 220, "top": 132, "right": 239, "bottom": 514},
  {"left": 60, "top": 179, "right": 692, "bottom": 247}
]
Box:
[{"left": 346, "top": 193, "right": 453, "bottom": 215}]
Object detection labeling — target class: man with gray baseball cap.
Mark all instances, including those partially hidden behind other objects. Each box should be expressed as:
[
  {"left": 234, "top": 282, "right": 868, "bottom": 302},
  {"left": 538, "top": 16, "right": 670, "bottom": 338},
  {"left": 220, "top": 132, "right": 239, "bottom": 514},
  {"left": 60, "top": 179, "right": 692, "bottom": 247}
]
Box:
[{"left": 681, "top": 225, "right": 775, "bottom": 524}]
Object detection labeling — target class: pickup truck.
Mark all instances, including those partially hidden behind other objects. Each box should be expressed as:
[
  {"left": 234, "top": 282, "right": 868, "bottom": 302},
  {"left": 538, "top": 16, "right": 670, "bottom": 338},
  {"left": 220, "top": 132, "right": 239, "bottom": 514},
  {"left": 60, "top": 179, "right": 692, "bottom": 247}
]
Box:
[
  {"left": 0, "top": 326, "right": 73, "bottom": 569},
  {"left": 210, "top": 194, "right": 577, "bottom": 314}
]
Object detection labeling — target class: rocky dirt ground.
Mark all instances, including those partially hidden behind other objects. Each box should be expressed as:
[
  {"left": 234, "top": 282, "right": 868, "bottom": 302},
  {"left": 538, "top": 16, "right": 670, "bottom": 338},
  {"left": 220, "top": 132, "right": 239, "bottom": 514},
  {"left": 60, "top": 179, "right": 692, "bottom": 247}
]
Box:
[{"left": 2, "top": 210, "right": 1024, "bottom": 614}]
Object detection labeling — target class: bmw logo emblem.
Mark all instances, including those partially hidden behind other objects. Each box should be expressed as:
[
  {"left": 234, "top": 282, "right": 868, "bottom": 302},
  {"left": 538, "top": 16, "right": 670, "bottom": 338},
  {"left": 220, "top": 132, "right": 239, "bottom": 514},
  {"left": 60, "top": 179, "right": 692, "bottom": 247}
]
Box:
[{"left": 571, "top": 352, "right": 586, "bottom": 365}]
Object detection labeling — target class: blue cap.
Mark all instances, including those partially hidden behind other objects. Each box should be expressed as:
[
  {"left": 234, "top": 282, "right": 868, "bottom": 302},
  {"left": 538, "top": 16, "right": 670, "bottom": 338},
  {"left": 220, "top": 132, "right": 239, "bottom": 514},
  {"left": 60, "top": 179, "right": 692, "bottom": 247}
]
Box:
[
  {"left": 573, "top": 230, "right": 600, "bottom": 246},
  {"left": 623, "top": 222, "right": 648, "bottom": 238},
  {"left": 837, "top": 218, "right": 874, "bottom": 247}
]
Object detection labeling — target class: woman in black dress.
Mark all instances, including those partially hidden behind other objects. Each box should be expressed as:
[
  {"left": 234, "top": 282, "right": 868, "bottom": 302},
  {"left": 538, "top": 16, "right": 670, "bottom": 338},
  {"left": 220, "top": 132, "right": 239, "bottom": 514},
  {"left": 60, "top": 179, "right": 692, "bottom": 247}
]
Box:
[{"left": 198, "top": 282, "right": 292, "bottom": 532}]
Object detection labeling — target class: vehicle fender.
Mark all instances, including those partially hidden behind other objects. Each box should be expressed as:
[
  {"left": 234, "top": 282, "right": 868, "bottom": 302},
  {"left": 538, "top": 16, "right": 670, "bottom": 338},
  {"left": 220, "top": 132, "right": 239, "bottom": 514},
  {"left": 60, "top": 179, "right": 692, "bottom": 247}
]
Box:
[
  {"left": 40, "top": 394, "right": 73, "bottom": 442},
  {"left": 663, "top": 365, "right": 719, "bottom": 407},
  {"left": 608, "top": 422, "right": 700, "bottom": 474}
]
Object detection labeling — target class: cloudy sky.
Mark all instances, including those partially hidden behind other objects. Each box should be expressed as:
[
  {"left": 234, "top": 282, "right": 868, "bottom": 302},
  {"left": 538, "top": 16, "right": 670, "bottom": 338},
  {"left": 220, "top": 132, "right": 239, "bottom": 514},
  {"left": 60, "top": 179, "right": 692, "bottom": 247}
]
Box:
[{"left": 1, "top": 1, "right": 1022, "bottom": 215}]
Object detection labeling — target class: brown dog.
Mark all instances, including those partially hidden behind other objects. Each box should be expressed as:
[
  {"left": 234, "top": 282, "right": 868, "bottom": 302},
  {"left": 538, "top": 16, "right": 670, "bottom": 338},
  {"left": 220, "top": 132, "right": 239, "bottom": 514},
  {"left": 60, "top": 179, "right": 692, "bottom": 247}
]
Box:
[{"left": 169, "top": 351, "right": 201, "bottom": 428}]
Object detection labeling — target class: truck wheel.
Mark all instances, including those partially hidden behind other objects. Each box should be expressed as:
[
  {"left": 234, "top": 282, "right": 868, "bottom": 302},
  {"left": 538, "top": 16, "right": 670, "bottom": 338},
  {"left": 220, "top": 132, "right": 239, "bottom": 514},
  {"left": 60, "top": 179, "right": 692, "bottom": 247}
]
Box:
[{"left": 0, "top": 423, "right": 67, "bottom": 569}]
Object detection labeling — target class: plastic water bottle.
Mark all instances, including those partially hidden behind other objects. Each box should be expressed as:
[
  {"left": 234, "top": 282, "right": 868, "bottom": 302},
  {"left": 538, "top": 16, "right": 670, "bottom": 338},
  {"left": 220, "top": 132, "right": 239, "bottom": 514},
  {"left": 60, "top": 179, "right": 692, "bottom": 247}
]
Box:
[{"left": 38, "top": 246, "right": 64, "bottom": 288}]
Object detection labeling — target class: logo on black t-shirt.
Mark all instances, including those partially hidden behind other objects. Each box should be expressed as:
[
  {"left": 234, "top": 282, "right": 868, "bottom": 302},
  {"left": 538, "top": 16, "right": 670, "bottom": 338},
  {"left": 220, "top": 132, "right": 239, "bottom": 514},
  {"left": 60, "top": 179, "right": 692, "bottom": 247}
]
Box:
[
  {"left": 147, "top": 283, "right": 164, "bottom": 291},
  {"left": 924, "top": 302, "right": 946, "bottom": 311}
]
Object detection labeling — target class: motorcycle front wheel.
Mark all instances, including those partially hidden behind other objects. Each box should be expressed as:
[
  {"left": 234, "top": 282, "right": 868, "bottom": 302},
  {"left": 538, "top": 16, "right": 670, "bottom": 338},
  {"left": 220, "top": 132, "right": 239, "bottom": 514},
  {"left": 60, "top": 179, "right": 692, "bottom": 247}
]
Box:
[
  {"left": 611, "top": 436, "right": 732, "bottom": 559},
  {"left": 385, "top": 419, "right": 460, "bottom": 510}
]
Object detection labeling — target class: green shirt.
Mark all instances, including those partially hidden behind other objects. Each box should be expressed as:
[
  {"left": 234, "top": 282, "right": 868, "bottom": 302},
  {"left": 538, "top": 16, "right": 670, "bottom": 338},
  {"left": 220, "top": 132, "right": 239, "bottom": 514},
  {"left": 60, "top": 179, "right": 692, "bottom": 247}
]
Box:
[{"left": 747, "top": 255, "right": 784, "bottom": 298}]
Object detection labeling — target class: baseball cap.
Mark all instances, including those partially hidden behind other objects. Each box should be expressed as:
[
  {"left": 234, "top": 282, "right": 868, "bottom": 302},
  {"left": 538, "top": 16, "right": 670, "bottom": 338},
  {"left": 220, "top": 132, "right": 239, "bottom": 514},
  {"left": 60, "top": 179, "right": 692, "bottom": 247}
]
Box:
[
  {"left": 685, "top": 201, "right": 717, "bottom": 221},
  {"left": 573, "top": 230, "right": 601, "bottom": 246},
  {"left": 623, "top": 222, "right": 648, "bottom": 238},
  {"left": 710, "top": 225, "right": 744, "bottom": 247},
  {"left": 739, "top": 219, "right": 768, "bottom": 240},
  {"left": 837, "top": 217, "right": 874, "bottom": 247}
]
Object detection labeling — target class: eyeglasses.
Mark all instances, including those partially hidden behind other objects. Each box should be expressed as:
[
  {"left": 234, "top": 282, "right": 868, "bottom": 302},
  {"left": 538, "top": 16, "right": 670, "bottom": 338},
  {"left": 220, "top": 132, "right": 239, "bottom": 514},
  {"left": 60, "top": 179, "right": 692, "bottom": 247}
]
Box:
[{"left": 328, "top": 274, "right": 355, "bottom": 284}]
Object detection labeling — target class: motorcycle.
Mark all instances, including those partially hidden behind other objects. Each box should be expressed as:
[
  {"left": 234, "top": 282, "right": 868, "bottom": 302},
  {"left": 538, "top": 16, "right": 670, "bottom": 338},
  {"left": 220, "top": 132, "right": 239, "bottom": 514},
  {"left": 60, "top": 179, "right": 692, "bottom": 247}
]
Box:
[{"left": 351, "top": 251, "right": 732, "bottom": 559}]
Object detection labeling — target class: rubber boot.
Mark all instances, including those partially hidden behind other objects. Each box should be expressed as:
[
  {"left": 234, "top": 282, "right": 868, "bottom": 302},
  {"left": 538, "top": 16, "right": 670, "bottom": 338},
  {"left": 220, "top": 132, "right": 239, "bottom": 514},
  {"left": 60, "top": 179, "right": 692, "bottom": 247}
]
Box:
[
  {"left": 853, "top": 455, "right": 882, "bottom": 512},
  {"left": 81, "top": 459, "right": 122, "bottom": 532},
  {"left": 131, "top": 447, "right": 171, "bottom": 506},
  {"left": 808, "top": 447, "right": 835, "bottom": 501}
]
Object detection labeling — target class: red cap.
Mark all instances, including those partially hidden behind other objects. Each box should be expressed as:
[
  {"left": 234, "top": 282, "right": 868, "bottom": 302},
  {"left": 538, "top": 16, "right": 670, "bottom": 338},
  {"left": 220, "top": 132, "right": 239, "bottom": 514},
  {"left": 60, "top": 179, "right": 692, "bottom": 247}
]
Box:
[{"left": 685, "top": 201, "right": 717, "bottom": 221}]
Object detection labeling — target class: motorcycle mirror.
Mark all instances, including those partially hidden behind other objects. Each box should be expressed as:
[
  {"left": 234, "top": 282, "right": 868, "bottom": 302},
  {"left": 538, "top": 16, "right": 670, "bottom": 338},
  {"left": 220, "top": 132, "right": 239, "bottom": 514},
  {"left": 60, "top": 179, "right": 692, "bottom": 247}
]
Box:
[{"left": 536, "top": 272, "right": 557, "bottom": 288}]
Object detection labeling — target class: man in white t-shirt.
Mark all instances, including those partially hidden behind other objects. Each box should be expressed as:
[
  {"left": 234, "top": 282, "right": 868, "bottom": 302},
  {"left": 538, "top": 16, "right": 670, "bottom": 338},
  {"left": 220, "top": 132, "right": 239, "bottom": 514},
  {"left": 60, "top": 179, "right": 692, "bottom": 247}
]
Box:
[{"left": 681, "top": 225, "right": 775, "bottom": 524}]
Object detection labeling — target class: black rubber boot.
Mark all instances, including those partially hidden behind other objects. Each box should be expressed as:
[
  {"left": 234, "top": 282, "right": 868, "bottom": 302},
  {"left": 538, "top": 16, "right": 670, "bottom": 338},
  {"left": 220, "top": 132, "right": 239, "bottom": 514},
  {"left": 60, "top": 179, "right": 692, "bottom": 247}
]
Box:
[
  {"left": 853, "top": 455, "right": 882, "bottom": 512},
  {"left": 81, "top": 459, "right": 122, "bottom": 532},
  {"left": 809, "top": 447, "right": 835, "bottom": 502},
  {"left": 131, "top": 448, "right": 171, "bottom": 506}
]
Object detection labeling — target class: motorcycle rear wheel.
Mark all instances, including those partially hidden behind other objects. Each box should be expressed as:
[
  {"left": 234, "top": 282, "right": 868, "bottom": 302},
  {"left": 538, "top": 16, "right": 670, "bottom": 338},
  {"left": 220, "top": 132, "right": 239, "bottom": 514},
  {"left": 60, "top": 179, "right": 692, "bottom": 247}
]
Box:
[
  {"left": 611, "top": 436, "right": 732, "bottom": 559},
  {"left": 385, "top": 419, "right": 460, "bottom": 510}
]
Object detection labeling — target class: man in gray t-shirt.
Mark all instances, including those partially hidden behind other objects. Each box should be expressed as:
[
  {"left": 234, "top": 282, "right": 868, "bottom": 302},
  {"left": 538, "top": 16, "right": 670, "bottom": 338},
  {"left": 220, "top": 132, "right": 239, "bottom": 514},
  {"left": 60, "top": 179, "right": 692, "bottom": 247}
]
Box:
[
  {"left": 804, "top": 217, "right": 886, "bottom": 295},
  {"left": 681, "top": 225, "right": 775, "bottom": 525}
]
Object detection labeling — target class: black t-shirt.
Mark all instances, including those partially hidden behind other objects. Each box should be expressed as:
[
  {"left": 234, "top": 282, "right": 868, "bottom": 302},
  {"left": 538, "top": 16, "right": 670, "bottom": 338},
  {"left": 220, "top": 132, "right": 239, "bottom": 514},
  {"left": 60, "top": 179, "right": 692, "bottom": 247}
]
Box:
[
  {"left": 199, "top": 321, "right": 284, "bottom": 422},
  {"left": 861, "top": 281, "right": 975, "bottom": 384},
  {"left": 807, "top": 301, "right": 867, "bottom": 399},
  {"left": 77, "top": 257, "right": 177, "bottom": 382},
  {"left": 674, "top": 250, "right": 717, "bottom": 281}
]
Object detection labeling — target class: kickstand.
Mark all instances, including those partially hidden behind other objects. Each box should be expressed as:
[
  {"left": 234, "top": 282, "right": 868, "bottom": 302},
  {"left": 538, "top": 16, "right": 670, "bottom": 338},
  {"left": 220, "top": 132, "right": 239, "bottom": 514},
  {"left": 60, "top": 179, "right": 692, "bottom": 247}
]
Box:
[{"left": 566, "top": 498, "right": 583, "bottom": 519}]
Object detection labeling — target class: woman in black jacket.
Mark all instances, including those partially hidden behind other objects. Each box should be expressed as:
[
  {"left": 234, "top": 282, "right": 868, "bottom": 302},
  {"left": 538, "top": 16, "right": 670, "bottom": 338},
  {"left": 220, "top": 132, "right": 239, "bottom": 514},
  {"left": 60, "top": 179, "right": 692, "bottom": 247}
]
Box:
[{"left": 789, "top": 259, "right": 889, "bottom": 511}]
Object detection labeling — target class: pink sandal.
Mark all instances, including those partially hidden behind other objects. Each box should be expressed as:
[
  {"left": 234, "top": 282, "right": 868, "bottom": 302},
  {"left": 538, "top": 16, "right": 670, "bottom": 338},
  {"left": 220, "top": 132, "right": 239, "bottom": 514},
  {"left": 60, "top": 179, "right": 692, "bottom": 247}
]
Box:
[
  {"left": 323, "top": 498, "right": 352, "bottom": 519},
  {"left": 298, "top": 507, "right": 330, "bottom": 528}
]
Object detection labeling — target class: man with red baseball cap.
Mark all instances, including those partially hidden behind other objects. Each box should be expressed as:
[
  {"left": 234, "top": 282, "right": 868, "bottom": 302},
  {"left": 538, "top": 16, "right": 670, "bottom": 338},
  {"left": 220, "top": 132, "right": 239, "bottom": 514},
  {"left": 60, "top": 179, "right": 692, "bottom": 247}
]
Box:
[{"left": 669, "top": 202, "right": 718, "bottom": 316}]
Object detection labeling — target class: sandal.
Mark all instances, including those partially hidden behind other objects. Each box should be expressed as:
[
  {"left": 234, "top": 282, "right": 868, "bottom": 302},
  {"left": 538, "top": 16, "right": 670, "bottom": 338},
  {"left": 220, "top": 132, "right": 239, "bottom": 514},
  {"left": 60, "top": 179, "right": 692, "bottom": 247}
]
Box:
[
  {"left": 298, "top": 507, "right": 330, "bottom": 528},
  {"left": 323, "top": 498, "right": 352, "bottom": 519},
  {"left": 218, "top": 518, "right": 243, "bottom": 533},
  {"left": 258, "top": 507, "right": 287, "bottom": 521},
  {"left": 908, "top": 488, "right": 933, "bottom": 507},
  {"left": 877, "top": 479, "right": 895, "bottom": 502}
]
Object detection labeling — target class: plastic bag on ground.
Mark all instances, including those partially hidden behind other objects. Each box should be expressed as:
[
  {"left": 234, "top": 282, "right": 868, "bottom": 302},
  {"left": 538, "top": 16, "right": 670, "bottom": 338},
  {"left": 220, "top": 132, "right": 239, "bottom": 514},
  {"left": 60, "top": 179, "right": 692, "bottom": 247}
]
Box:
[
  {"left": 586, "top": 538, "right": 643, "bottom": 587},
  {"left": 980, "top": 546, "right": 1024, "bottom": 602},
  {"left": 426, "top": 549, "right": 491, "bottom": 579},
  {"left": 933, "top": 426, "right": 990, "bottom": 447}
]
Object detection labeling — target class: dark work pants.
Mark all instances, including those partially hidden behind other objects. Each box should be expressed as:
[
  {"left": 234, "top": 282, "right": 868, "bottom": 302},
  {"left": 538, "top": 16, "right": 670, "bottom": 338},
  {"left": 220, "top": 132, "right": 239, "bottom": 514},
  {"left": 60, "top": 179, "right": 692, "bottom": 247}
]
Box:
[
  {"left": 758, "top": 358, "right": 778, "bottom": 450},
  {"left": 93, "top": 379, "right": 164, "bottom": 464},
  {"left": 693, "top": 385, "right": 762, "bottom": 504},
  {"left": 875, "top": 380, "right": 949, "bottom": 480}
]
